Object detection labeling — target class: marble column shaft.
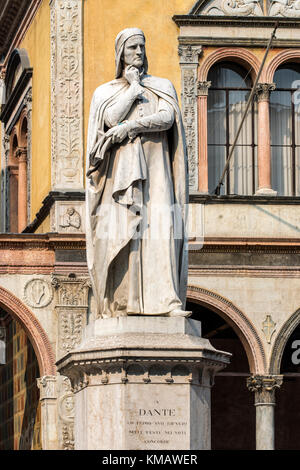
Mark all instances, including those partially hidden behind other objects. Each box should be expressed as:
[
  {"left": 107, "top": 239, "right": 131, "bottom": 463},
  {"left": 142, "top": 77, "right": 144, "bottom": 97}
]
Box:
[{"left": 255, "top": 83, "right": 277, "bottom": 196}]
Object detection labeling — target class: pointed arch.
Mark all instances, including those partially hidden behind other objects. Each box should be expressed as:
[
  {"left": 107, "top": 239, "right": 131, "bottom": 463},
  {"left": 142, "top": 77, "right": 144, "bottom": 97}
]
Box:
[
  {"left": 0, "top": 285, "right": 56, "bottom": 376},
  {"left": 187, "top": 285, "right": 266, "bottom": 374}
]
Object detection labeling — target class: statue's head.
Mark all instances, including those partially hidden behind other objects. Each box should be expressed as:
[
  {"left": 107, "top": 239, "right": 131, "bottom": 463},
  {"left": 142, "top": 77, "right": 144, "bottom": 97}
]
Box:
[{"left": 115, "top": 28, "right": 148, "bottom": 78}]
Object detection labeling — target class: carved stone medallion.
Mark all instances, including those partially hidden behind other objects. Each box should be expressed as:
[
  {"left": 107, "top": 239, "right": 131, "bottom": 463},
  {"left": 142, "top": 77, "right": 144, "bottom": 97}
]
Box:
[{"left": 24, "top": 278, "right": 53, "bottom": 308}]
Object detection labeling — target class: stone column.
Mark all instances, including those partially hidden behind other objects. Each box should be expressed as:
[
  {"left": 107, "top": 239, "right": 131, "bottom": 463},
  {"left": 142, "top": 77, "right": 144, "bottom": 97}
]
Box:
[
  {"left": 178, "top": 44, "right": 202, "bottom": 191},
  {"left": 37, "top": 375, "right": 59, "bottom": 450},
  {"left": 247, "top": 375, "right": 283, "bottom": 450},
  {"left": 50, "top": 0, "right": 85, "bottom": 231},
  {"left": 57, "top": 317, "right": 231, "bottom": 450},
  {"left": 255, "top": 83, "right": 277, "bottom": 196},
  {"left": 16, "top": 147, "right": 27, "bottom": 232},
  {"left": 197, "top": 81, "right": 211, "bottom": 194}
]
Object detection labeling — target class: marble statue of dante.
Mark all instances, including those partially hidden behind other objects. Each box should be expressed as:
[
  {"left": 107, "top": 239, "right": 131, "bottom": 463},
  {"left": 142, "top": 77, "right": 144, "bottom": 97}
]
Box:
[{"left": 86, "top": 28, "right": 190, "bottom": 318}]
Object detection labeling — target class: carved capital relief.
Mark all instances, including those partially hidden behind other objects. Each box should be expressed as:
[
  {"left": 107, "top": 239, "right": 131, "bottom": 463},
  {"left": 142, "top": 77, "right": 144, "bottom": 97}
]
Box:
[
  {"left": 256, "top": 83, "right": 276, "bottom": 102},
  {"left": 50, "top": 0, "right": 84, "bottom": 191},
  {"left": 178, "top": 45, "right": 202, "bottom": 190},
  {"left": 37, "top": 375, "right": 57, "bottom": 400},
  {"left": 247, "top": 375, "right": 283, "bottom": 404},
  {"left": 197, "top": 81, "right": 211, "bottom": 97},
  {"left": 50, "top": 200, "right": 85, "bottom": 233},
  {"left": 52, "top": 275, "right": 90, "bottom": 359}
]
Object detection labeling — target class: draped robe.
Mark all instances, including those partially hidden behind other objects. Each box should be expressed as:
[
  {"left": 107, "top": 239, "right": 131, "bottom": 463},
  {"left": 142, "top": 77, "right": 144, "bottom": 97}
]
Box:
[{"left": 86, "top": 74, "right": 188, "bottom": 317}]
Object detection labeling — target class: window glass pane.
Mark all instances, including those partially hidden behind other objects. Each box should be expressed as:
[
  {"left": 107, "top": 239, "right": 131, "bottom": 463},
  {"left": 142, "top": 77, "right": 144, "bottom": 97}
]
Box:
[
  {"left": 295, "top": 103, "right": 300, "bottom": 145},
  {"left": 229, "top": 145, "right": 253, "bottom": 195},
  {"left": 208, "top": 62, "right": 251, "bottom": 88},
  {"left": 271, "top": 146, "right": 292, "bottom": 196},
  {"left": 207, "top": 90, "right": 226, "bottom": 145},
  {"left": 274, "top": 66, "right": 300, "bottom": 89},
  {"left": 229, "top": 90, "right": 252, "bottom": 145},
  {"left": 208, "top": 145, "right": 226, "bottom": 195},
  {"left": 270, "top": 91, "right": 292, "bottom": 146}
]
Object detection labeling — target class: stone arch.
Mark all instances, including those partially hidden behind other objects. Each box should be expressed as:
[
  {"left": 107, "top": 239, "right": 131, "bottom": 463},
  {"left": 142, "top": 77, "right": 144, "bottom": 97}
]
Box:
[
  {"left": 198, "top": 47, "right": 261, "bottom": 82},
  {"left": 269, "top": 308, "right": 300, "bottom": 375},
  {"left": 18, "top": 108, "right": 28, "bottom": 147},
  {"left": 5, "top": 48, "right": 31, "bottom": 101},
  {"left": 187, "top": 285, "right": 266, "bottom": 374},
  {"left": 0, "top": 285, "right": 56, "bottom": 376},
  {"left": 265, "top": 49, "right": 300, "bottom": 83}
]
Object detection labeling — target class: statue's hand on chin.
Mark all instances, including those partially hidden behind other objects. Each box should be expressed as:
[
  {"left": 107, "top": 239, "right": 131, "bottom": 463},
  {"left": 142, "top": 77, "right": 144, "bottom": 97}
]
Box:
[{"left": 125, "top": 65, "right": 144, "bottom": 99}]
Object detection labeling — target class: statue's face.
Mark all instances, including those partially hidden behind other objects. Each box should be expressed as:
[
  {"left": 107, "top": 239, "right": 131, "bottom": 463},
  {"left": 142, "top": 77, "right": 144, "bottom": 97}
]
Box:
[{"left": 123, "top": 35, "right": 145, "bottom": 70}]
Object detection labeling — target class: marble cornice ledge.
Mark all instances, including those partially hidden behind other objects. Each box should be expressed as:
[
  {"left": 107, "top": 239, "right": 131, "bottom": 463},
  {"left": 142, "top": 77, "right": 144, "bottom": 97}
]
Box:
[
  {"left": 189, "top": 193, "right": 300, "bottom": 204},
  {"left": 56, "top": 332, "right": 231, "bottom": 391},
  {"left": 173, "top": 15, "right": 300, "bottom": 28}
]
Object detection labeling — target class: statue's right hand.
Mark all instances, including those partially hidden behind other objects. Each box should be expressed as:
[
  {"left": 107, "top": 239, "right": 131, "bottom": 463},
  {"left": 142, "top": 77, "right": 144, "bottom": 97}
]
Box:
[{"left": 125, "top": 65, "right": 140, "bottom": 84}]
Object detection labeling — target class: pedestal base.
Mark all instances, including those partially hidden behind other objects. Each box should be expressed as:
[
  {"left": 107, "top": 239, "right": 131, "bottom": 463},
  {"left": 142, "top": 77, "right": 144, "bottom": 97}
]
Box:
[
  {"left": 255, "top": 188, "right": 277, "bottom": 196},
  {"left": 57, "top": 317, "right": 230, "bottom": 450}
]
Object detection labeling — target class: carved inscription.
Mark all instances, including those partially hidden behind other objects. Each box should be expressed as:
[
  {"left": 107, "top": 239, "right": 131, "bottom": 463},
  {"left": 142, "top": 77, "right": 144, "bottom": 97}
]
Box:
[{"left": 126, "top": 400, "right": 189, "bottom": 449}]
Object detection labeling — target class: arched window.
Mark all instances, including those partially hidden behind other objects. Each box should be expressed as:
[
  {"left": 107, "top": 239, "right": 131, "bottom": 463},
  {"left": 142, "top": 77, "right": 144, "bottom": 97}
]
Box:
[
  {"left": 270, "top": 64, "right": 300, "bottom": 196},
  {"left": 207, "top": 62, "right": 257, "bottom": 195},
  {"left": 0, "top": 49, "right": 32, "bottom": 233}
]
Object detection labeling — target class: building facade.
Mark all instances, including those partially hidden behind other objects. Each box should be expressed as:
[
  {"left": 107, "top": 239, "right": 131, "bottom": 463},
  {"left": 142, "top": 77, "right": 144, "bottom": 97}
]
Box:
[{"left": 0, "top": 0, "right": 300, "bottom": 450}]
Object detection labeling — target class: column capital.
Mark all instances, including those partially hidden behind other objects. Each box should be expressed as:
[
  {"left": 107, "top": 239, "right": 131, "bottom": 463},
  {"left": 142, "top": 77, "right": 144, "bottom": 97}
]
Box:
[
  {"left": 197, "top": 80, "right": 211, "bottom": 96},
  {"left": 178, "top": 44, "right": 202, "bottom": 65},
  {"left": 255, "top": 83, "right": 276, "bottom": 102},
  {"left": 15, "top": 147, "right": 27, "bottom": 163},
  {"left": 247, "top": 375, "right": 283, "bottom": 405},
  {"left": 37, "top": 375, "right": 58, "bottom": 400}
]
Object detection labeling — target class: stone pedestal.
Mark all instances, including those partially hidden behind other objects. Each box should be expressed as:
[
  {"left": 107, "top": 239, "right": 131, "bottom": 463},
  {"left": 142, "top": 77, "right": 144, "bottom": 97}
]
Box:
[{"left": 57, "top": 317, "right": 230, "bottom": 450}]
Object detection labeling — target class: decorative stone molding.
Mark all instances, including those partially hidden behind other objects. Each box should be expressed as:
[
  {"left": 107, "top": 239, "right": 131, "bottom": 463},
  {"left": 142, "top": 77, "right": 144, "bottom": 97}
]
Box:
[
  {"left": 255, "top": 83, "right": 276, "bottom": 102},
  {"left": 187, "top": 285, "right": 267, "bottom": 374},
  {"left": 52, "top": 274, "right": 90, "bottom": 358},
  {"left": 57, "top": 375, "right": 75, "bottom": 450},
  {"left": 0, "top": 285, "right": 56, "bottom": 375},
  {"left": 247, "top": 375, "right": 283, "bottom": 404},
  {"left": 50, "top": 0, "right": 84, "bottom": 191},
  {"left": 178, "top": 44, "right": 202, "bottom": 190},
  {"left": 61, "top": 359, "right": 220, "bottom": 392},
  {"left": 262, "top": 315, "right": 276, "bottom": 344}
]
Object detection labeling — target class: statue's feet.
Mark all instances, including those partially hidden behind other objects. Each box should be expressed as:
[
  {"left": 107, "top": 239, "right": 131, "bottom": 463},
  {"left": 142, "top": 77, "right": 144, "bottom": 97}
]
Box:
[{"left": 167, "top": 309, "right": 192, "bottom": 318}]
